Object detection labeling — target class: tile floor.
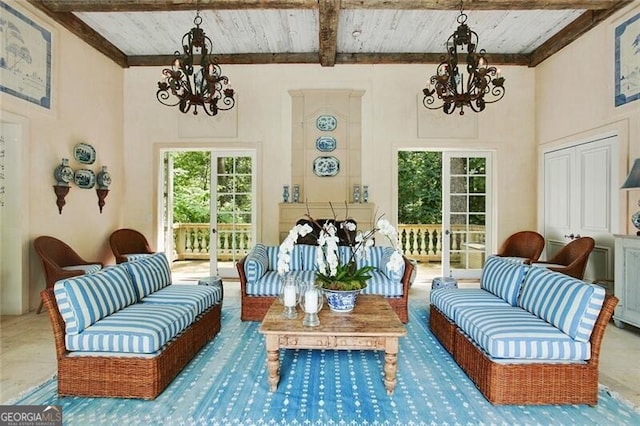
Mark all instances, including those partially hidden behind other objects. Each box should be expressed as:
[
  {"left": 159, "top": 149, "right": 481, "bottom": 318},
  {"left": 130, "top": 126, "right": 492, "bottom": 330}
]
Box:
[{"left": 1, "top": 264, "right": 639, "bottom": 409}]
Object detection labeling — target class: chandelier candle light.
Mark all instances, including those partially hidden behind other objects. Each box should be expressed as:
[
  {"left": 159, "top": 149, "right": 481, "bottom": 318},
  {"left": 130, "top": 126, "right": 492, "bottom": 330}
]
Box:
[
  {"left": 156, "top": 11, "right": 235, "bottom": 116},
  {"left": 422, "top": 7, "right": 505, "bottom": 115}
]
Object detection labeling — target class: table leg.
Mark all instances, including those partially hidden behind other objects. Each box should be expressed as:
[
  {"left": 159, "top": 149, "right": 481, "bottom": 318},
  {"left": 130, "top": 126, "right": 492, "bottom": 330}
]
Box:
[
  {"left": 383, "top": 337, "right": 399, "bottom": 395},
  {"left": 265, "top": 335, "right": 280, "bottom": 391}
]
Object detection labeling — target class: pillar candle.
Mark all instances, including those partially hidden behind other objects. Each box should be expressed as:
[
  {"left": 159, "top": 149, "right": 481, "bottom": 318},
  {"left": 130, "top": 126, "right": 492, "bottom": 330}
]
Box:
[
  {"left": 304, "top": 288, "right": 318, "bottom": 313},
  {"left": 283, "top": 285, "right": 296, "bottom": 307}
]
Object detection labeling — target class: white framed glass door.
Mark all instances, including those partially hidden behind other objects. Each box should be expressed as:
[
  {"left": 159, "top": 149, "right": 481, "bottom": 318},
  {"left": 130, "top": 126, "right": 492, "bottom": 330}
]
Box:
[
  {"left": 442, "top": 151, "right": 492, "bottom": 279},
  {"left": 210, "top": 151, "right": 256, "bottom": 277},
  {"left": 160, "top": 149, "right": 256, "bottom": 280}
]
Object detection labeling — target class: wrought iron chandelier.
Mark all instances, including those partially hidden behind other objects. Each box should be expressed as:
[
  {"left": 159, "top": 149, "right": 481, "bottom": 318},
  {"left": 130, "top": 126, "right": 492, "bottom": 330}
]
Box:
[
  {"left": 156, "top": 11, "right": 235, "bottom": 116},
  {"left": 422, "top": 8, "right": 505, "bottom": 115}
]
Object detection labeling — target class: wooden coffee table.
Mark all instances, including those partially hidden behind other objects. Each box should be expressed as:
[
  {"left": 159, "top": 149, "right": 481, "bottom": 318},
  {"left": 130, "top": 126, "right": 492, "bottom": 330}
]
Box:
[{"left": 258, "top": 295, "right": 407, "bottom": 395}]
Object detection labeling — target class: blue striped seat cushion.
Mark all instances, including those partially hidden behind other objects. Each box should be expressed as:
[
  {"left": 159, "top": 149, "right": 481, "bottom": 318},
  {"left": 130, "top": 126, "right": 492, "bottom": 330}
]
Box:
[
  {"left": 141, "top": 284, "right": 222, "bottom": 316},
  {"left": 124, "top": 252, "right": 172, "bottom": 299},
  {"left": 54, "top": 266, "right": 137, "bottom": 335},
  {"left": 360, "top": 271, "right": 403, "bottom": 297},
  {"left": 246, "top": 270, "right": 317, "bottom": 296},
  {"left": 65, "top": 303, "right": 194, "bottom": 354},
  {"left": 430, "top": 288, "right": 510, "bottom": 322},
  {"left": 480, "top": 255, "right": 529, "bottom": 306},
  {"left": 518, "top": 267, "right": 606, "bottom": 342},
  {"left": 244, "top": 244, "right": 268, "bottom": 284},
  {"left": 456, "top": 306, "right": 591, "bottom": 361}
]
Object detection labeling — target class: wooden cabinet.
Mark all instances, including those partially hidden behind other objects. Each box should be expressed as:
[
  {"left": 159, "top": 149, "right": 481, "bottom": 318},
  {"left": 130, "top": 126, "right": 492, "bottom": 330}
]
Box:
[{"left": 613, "top": 234, "right": 640, "bottom": 328}]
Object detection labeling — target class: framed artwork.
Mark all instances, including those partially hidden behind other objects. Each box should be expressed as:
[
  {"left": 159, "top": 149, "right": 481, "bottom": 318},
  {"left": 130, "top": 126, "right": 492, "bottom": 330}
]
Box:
[
  {"left": 0, "top": 1, "right": 52, "bottom": 109},
  {"left": 614, "top": 12, "right": 640, "bottom": 107}
]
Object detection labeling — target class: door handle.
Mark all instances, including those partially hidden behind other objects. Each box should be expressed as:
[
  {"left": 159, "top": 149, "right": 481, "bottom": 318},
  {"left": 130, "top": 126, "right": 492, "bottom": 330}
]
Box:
[
  {"left": 564, "top": 233, "right": 574, "bottom": 239},
  {"left": 211, "top": 228, "right": 217, "bottom": 234}
]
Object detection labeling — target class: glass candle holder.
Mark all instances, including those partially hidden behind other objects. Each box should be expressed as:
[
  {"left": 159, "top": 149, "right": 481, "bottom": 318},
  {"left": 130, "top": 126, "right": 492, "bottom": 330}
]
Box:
[
  {"left": 299, "top": 283, "right": 323, "bottom": 327},
  {"left": 279, "top": 275, "right": 299, "bottom": 319}
]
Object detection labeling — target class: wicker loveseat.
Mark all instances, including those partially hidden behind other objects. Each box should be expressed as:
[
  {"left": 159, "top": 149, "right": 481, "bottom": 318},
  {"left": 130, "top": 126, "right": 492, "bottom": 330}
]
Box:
[
  {"left": 40, "top": 252, "right": 222, "bottom": 400},
  {"left": 237, "top": 243, "right": 414, "bottom": 322},
  {"left": 429, "top": 255, "right": 618, "bottom": 405}
]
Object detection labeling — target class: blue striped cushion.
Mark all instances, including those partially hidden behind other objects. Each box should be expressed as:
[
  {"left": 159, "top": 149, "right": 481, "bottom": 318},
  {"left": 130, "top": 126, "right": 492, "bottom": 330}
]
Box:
[
  {"left": 124, "top": 252, "right": 172, "bottom": 299},
  {"left": 298, "top": 244, "right": 318, "bottom": 270},
  {"left": 244, "top": 244, "right": 268, "bottom": 284},
  {"left": 355, "top": 246, "right": 386, "bottom": 269},
  {"left": 246, "top": 270, "right": 316, "bottom": 296},
  {"left": 360, "top": 271, "right": 403, "bottom": 297},
  {"left": 480, "top": 256, "right": 528, "bottom": 306},
  {"left": 289, "top": 245, "right": 304, "bottom": 270},
  {"left": 456, "top": 306, "right": 591, "bottom": 361},
  {"left": 518, "top": 267, "right": 606, "bottom": 342},
  {"left": 266, "top": 246, "right": 279, "bottom": 270},
  {"left": 65, "top": 303, "right": 194, "bottom": 354},
  {"left": 381, "top": 247, "right": 405, "bottom": 282},
  {"left": 141, "top": 284, "right": 222, "bottom": 316},
  {"left": 430, "top": 288, "right": 510, "bottom": 322},
  {"left": 54, "top": 266, "right": 137, "bottom": 335},
  {"left": 339, "top": 246, "right": 353, "bottom": 265}
]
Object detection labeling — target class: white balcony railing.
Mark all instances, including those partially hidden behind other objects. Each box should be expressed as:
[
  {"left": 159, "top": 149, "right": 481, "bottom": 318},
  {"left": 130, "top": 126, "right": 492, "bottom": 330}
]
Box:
[{"left": 173, "top": 223, "right": 485, "bottom": 263}]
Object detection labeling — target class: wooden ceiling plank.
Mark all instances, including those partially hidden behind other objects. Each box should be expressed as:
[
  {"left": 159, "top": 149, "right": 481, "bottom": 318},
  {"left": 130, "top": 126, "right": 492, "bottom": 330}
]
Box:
[
  {"left": 27, "top": 0, "right": 128, "bottom": 67},
  {"left": 318, "top": 0, "right": 340, "bottom": 67},
  {"left": 528, "top": 1, "right": 633, "bottom": 66}
]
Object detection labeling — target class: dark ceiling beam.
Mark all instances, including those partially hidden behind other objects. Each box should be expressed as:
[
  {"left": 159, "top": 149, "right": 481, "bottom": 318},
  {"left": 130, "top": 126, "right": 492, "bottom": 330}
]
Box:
[
  {"left": 318, "top": 0, "right": 340, "bottom": 67},
  {"left": 37, "top": 0, "right": 624, "bottom": 12},
  {"left": 128, "top": 52, "right": 529, "bottom": 66},
  {"left": 27, "top": 0, "right": 128, "bottom": 67},
  {"left": 528, "top": 0, "right": 633, "bottom": 66}
]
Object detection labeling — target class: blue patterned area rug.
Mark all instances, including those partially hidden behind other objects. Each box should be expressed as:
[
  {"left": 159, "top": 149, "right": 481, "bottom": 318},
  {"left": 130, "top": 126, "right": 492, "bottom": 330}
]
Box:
[{"left": 13, "top": 299, "right": 640, "bottom": 425}]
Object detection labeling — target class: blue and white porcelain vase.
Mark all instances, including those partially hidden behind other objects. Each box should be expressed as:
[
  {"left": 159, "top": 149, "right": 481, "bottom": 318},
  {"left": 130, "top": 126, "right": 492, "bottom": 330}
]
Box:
[
  {"left": 323, "top": 286, "right": 366, "bottom": 313},
  {"left": 96, "top": 166, "right": 112, "bottom": 189},
  {"left": 53, "top": 158, "right": 74, "bottom": 186}
]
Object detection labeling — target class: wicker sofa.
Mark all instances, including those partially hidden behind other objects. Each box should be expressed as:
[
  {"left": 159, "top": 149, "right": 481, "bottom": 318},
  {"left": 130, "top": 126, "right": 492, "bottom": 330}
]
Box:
[
  {"left": 40, "top": 252, "right": 223, "bottom": 400},
  {"left": 429, "top": 255, "right": 618, "bottom": 405},
  {"left": 237, "top": 243, "right": 414, "bottom": 322}
]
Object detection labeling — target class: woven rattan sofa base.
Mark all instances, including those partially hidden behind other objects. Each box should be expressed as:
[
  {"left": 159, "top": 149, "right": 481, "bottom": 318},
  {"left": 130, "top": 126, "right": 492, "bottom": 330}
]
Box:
[
  {"left": 430, "top": 295, "right": 618, "bottom": 405},
  {"left": 428, "top": 306, "right": 456, "bottom": 354},
  {"left": 236, "top": 256, "right": 412, "bottom": 323},
  {"left": 41, "top": 287, "right": 222, "bottom": 400}
]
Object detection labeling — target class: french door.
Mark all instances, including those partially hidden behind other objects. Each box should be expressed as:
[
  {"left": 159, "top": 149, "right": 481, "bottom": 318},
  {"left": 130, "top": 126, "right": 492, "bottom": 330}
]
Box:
[
  {"left": 161, "top": 149, "right": 256, "bottom": 279},
  {"left": 210, "top": 151, "right": 256, "bottom": 277},
  {"left": 441, "top": 151, "right": 493, "bottom": 279}
]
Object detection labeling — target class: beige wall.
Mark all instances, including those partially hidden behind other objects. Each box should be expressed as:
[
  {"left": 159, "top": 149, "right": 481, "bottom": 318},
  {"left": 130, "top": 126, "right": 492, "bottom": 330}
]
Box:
[
  {"left": 535, "top": 3, "right": 640, "bottom": 235},
  {"left": 123, "top": 64, "right": 537, "bottom": 250},
  {"left": 1, "top": 3, "right": 124, "bottom": 312}
]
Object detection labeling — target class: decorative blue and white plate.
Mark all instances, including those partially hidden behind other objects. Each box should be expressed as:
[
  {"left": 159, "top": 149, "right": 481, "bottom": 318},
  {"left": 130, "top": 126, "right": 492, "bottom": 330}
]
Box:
[
  {"left": 74, "top": 168, "right": 96, "bottom": 189},
  {"left": 73, "top": 142, "right": 96, "bottom": 164},
  {"left": 316, "top": 136, "right": 337, "bottom": 152},
  {"left": 313, "top": 156, "right": 340, "bottom": 177},
  {"left": 316, "top": 115, "right": 337, "bottom": 131}
]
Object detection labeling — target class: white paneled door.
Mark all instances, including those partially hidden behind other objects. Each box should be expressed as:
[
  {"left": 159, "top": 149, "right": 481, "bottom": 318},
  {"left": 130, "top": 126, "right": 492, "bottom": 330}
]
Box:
[
  {"left": 543, "top": 135, "right": 619, "bottom": 282},
  {"left": 441, "top": 152, "right": 493, "bottom": 280}
]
